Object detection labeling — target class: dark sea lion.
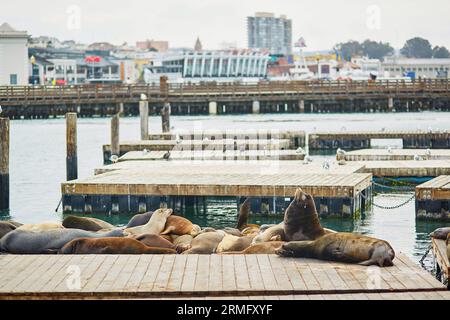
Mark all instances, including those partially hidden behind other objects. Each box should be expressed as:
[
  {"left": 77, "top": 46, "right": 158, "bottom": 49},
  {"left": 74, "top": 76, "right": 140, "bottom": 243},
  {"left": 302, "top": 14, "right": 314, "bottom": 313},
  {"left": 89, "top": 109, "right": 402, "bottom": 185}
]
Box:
[
  {"left": 59, "top": 237, "right": 176, "bottom": 255},
  {"left": 236, "top": 198, "right": 259, "bottom": 232},
  {"left": 221, "top": 241, "right": 285, "bottom": 255},
  {"left": 216, "top": 234, "right": 255, "bottom": 253},
  {"left": 283, "top": 188, "right": 326, "bottom": 241},
  {"left": 277, "top": 233, "right": 395, "bottom": 267},
  {"left": 182, "top": 231, "right": 225, "bottom": 254},
  {"left": 63, "top": 216, "right": 115, "bottom": 232},
  {"left": 125, "top": 212, "right": 153, "bottom": 228},
  {"left": 0, "top": 221, "right": 18, "bottom": 240},
  {"left": 160, "top": 215, "right": 201, "bottom": 236},
  {"left": 430, "top": 227, "right": 450, "bottom": 240},
  {"left": 0, "top": 228, "right": 124, "bottom": 254},
  {"left": 130, "top": 233, "right": 176, "bottom": 250}
]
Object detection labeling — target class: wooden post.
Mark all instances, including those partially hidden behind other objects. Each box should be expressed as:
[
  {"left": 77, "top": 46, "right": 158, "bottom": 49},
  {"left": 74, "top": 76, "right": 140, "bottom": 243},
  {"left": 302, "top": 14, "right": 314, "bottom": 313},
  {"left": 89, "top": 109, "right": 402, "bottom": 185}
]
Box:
[
  {"left": 111, "top": 114, "right": 120, "bottom": 158},
  {"left": 161, "top": 102, "right": 171, "bottom": 133},
  {"left": 139, "top": 99, "right": 149, "bottom": 140},
  {"left": 0, "top": 118, "right": 10, "bottom": 210},
  {"left": 299, "top": 100, "right": 305, "bottom": 113},
  {"left": 66, "top": 113, "right": 78, "bottom": 181}
]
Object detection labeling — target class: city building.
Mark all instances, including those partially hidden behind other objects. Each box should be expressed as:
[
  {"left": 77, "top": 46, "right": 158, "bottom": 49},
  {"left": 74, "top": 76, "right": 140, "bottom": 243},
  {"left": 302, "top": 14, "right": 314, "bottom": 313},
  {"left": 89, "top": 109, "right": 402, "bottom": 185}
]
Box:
[
  {"left": 247, "top": 12, "right": 292, "bottom": 55},
  {"left": 144, "top": 50, "right": 269, "bottom": 84},
  {"left": 382, "top": 58, "right": 450, "bottom": 78},
  {"left": 136, "top": 40, "right": 169, "bottom": 52},
  {"left": 0, "top": 23, "right": 29, "bottom": 85}
]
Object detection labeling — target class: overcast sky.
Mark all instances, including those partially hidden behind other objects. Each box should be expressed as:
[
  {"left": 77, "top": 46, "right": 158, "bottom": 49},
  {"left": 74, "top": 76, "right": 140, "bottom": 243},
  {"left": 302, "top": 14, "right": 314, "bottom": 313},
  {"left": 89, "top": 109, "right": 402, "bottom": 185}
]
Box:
[{"left": 2, "top": 0, "right": 450, "bottom": 51}]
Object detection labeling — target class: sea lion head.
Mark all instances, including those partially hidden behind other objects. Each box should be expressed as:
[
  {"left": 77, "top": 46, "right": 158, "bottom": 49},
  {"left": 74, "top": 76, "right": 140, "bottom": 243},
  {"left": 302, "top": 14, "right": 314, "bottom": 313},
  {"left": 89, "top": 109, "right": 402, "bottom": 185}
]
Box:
[
  {"left": 293, "top": 188, "right": 316, "bottom": 211},
  {"left": 190, "top": 224, "right": 202, "bottom": 237}
]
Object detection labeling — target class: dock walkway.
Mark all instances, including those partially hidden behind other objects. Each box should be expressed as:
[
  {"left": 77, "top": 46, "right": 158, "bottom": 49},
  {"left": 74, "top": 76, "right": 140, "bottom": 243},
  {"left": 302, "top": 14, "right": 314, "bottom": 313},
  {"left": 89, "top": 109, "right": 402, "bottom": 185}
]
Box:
[
  {"left": 0, "top": 253, "right": 446, "bottom": 300},
  {"left": 432, "top": 238, "right": 449, "bottom": 288},
  {"left": 416, "top": 175, "right": 450, "bottom": 220},
  {"left": 345, "top": 149, "right": 450, "bottom": 161}
]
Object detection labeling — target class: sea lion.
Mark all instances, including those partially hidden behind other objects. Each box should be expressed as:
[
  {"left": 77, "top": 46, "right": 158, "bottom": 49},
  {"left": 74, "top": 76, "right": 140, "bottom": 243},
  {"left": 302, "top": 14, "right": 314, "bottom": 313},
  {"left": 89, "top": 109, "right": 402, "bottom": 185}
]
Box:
[
  {"left": 283, "top": 188, "right": 326, "bottom": 241},
  {"left": 62, "top": 216, "right": 115, "bottom": 232},
  {"left": 222, "top": 227, "right": 242, "bottom": 237},
  {"left": 221, "top": 241, "right": 285, "bottom": 255},
  {"left": 125, "top": 212, "right": 153, "bottom": 228},
  {"left": 252, "top": 223, "right": 285, "bottom": 244},
  {"left": 172, "top": 234, "right": 194, "bottom": 253},
  {"left": 236, "top": 198, "right": 259, "bottom": 232},
  {"left": 0, "top": 221, "right": 18, "bottom": 240},
  {"left": 182, "top": 231, "right": 225, "bottom": 254},
  {"left": 160, "top": 215, "right": 201, "bottom": 236},
  {"left": 276, "top": 232, "right": 395, "bottom": 267},
  {"left": 430, "top": 227, "right": 450, "bottom": 240},
  {"left": 17, "top": 221, "right": 64, "bottom": 232},
  {"left": 59, "top": 237, "right": 176, "bottom": 255},
  {"left": 0, "top": 228, "right": 124, "bottom": 254},
  {"left": 216, "top": 234, "right": 255, "bottom": 253},
  {"left": 130, "top": 234, "right": 176, "bottom": 250},
  {"left": 124, "top": 208, "right": 172, "bottom": 235}
]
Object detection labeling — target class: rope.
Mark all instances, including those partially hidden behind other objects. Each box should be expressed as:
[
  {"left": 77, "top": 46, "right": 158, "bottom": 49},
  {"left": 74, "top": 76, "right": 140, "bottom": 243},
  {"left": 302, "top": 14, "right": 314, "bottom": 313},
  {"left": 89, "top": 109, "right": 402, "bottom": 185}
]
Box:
[
  {"left": 361, "top": 192, "right": 415, "bottom": 210},
  {"left": 372, "top": 181, "right": 415, "bottom": 191}
]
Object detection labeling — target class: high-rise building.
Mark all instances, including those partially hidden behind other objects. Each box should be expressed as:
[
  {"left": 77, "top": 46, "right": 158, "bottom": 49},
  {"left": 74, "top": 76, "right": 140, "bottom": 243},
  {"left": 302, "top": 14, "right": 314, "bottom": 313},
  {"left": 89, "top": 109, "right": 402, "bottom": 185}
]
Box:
[{"left": 247, "top": 12, "right": 292, "bottom": 55}]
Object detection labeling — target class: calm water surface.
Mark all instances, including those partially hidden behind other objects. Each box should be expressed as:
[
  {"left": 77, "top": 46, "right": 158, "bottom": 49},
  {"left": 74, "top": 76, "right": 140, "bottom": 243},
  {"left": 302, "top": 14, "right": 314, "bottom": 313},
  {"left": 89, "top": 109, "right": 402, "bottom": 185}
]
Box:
[{"left": 2, "top": 112, "right": 450, "bottom": 265}]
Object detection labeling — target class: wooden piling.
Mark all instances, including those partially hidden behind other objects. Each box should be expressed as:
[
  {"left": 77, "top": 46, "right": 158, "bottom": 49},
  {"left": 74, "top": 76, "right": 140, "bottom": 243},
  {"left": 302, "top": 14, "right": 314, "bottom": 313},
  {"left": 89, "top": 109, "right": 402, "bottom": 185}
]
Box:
[
  {"left": 0, "top": 118, "right": 10, "bottom": 210},
  {"left": 161, "top": 103, "right": 171, "bottom": 133},
  {"left": 139, "top": 99, "right": 149, "bottom": 140},
  {"left": 111, "top": 114, "right": 120, "bottom": 157},
  {"left": 66, "top": 113, "right": 78, "bottom": 181}
]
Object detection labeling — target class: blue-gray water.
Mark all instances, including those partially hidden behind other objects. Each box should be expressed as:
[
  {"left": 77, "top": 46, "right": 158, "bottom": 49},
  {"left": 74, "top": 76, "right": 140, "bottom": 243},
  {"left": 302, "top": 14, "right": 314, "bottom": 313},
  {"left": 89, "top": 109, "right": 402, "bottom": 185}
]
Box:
[{"left": 2, "top": 112, "right": 450, "bottom": 266}]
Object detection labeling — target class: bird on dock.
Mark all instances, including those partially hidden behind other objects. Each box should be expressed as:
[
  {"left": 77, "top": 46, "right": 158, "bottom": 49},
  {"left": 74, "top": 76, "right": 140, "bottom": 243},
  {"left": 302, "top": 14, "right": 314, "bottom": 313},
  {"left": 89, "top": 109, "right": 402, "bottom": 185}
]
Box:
[
  {"left": 110, "top": 155, "right": 119, "bottom": 163},
  {"left": 414, "top": 154, "right": 423, "bottom": 161},
  {"left": 175, "top": 134, "right": 182, "bottom": 145},
  {"left": 303, "top": 156, "right": 313, "bottom": 164},
  {"left": 336, "top": 148, "right": 346, "bottom": 156},
  {"left": 381, "top": 127, "right": 386, "bottom": 132},
  {"left": 142, "top": 149, "right": 149, "bottom": 155},
  {"left": 322, "top": 160, "right": 331, "bottom": 170},
  {"left": 140, "top": 93, "right": 147, "bottom": 101},
  {"left": 296, "top": 147, "right": 306, "bottom": 155},
  {"left": 425, "top": 149, "right": 432, "bottom": 157},
  {"left": 428, "top": 127, "right": 433, "bottom": 134},
  {"left": 163, "top": 151, "right": 171, "bottom": 161},
  {"left": 387, "top": 146, "right": 393, "bottom": 154}
]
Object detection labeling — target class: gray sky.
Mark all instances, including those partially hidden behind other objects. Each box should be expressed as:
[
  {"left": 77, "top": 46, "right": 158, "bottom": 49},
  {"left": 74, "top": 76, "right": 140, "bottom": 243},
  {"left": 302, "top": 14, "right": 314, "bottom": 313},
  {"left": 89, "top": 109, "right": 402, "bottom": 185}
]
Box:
[{"left": 2, "top": 0, "right": 450, "bottom": 51}]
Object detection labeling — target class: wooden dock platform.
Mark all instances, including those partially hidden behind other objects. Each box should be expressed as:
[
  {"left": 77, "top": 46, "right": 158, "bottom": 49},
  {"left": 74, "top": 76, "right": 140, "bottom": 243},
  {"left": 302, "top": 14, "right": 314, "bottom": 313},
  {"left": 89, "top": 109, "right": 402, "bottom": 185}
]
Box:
[
  {"left": 416, "top": 175, "right": 450, "bottom": 221},
  {"left": 432, "top": 238, "right": 449, "bottom": 288},
  {"left": 62, "top": 161, "right": 371, "bottom": 217},
  {"left": 0, "top": 253, "right": 446, "bottom": 300},
  {"left": 309, "top": 131, "right": 450, "bottom": 150},
  {"left": 345, "top": 149, "right": 450, "bottom": 161},
  {"left": 360, "top": 160, "right": 450, "bottom": 178}
]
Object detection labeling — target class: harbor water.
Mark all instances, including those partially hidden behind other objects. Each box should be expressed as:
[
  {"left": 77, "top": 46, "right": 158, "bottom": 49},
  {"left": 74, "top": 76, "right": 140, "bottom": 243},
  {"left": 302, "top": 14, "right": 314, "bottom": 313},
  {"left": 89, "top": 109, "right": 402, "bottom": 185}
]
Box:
[{"left": 1, "top": 112, "right": 450, "bottom": 265}]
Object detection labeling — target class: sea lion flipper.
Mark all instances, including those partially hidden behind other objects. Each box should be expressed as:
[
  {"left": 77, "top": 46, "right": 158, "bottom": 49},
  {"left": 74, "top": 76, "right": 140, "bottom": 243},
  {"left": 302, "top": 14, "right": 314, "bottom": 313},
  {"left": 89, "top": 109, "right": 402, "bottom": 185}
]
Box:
[
  {"left": 358, "top": 259, "right": 375, "bottom": 266},
  {"left": 236, "top": 198, "right": 251, "bottom": 231},
  {"left": 160, "top": 226, "right": 175, "bottom": 235}
]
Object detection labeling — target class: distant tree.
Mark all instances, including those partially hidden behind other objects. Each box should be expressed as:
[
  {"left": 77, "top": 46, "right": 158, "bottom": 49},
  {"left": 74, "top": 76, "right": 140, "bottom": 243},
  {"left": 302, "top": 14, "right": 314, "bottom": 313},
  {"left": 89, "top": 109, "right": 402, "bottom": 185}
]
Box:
[
  {"left": 401, "top": 37, "right": 433, "bottom": 58},
  {"left": 334, "top": 41, "right": 363, "bottom": 61},
  {"left": 432, "top": 46, "right": 450, "bottom": 58},
  {"left": 361, "top": 40, "right": 394, "bottom": 60}
]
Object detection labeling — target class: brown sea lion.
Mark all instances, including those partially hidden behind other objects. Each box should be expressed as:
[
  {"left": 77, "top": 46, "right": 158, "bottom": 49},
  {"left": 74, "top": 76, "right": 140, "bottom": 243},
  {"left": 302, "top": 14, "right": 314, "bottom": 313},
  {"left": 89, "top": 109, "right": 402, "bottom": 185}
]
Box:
[
  {"left": 125, "top": 208, "right": 172, "bottom": 235},
  {"left": 430, "top": 227, "right": 450, "bottom": 240},
  {"left": 62, "top": 216, "right": 115, "bottom": 232},
  {"left": 221, "top": 241, "right": 285, "bottom": 255},
  {"left": 236, "top": 198, "right": 259, "bottom": 232},
  {"left": 59, "top": 237, "right": 177, "bottom": 255},
  {"left": 17, "top": 221, "right": 64, "bottom": 232},
  {"left": 0, "top": 221, "right": 18, "bottom": 240},
  {"left": 216, "top": 234, "right": 255, "bottom": 253},
  {"left": 252, "top": 223, "right": 285, "bottom": 244},
  {"left": 130, "top": 234, "right": 176, "bottom": 250},
  {"left": 222, "top": 227, "right": 242, "bottom": 237},
  {"left": 172, "top": 234, "right": 194, "bottom": 253},
  {"left": 160, "top": 215, "right": 201, "bottom": 236},
  {"left": 283, "top": 188, "right": 326, "bottom": 241},
  {"left": 276, "top": 232, "right": 395, "bottom": 267},
  {"left": 182, "top": 231, "right": 225, "bottom": 254}
]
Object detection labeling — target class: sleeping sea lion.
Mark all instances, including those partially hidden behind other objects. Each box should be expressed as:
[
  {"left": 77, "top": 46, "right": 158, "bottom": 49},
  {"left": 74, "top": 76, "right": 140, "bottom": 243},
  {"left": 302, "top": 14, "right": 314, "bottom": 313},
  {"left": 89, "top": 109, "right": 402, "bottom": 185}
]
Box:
[
  {"left": 0, "top": 221, "right": 19, "bottom": 240},
  {"left": 62, "top": 216, "right": 115, "bottom": 232},
  {"left": 221, "top": 241, "right": 285, "bottom": 255},
  {"left": 0, "top": 228, "right": 124, "bottom": 254},
  {"left": 216, "top": 234, "right": 255, "bottom": 253},
  {"left": 182, "top": 231, "right": 225, "bottom": 254},
  {"left": 125, "top": 208, "right": 172, "bottom": 235},
  {"left": 276, "top": 232, "right": 395, "bottom": 267},
  {"left": 160, "top": 215, "right": 201, "bottom": 236},
  {"left": 172, "top": 234, "right": 194, "bottom": 253},
  {"left": 221, "top": 227, "right": 242, "bottom": 237},
  {"left": 17, "top": 221, "right": 64, "bottom": 232},
  {"left": 130, "top": 233, "right": 176, "bottom": 250},
  {"left": 283, "top": 188, "right": 326, "bottom": 241},
  {"left": 236, "top": 198, "right": 259, "bottom": 233},
  {"left": 125, "top": 212, "right": 153, "bottom": 228},
  {"left": 59, "top": 237, "right": 176, "bottom": 255},
  {"left": 252, "top": 223, "right": 285, "bottom": 244},
  {"left": 430, "top": 227, "right": 450, "bottom": 240}
]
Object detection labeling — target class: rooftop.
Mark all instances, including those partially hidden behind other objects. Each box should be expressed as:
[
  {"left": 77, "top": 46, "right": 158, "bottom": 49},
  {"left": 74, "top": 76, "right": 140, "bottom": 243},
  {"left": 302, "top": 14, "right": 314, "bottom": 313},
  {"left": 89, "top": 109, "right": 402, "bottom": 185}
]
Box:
[
  {"left": 384, "top": 58, "right": 450, "bottom": 65},
  {"left": 0, "top": 22, "right": 28, "bottom": 38}
]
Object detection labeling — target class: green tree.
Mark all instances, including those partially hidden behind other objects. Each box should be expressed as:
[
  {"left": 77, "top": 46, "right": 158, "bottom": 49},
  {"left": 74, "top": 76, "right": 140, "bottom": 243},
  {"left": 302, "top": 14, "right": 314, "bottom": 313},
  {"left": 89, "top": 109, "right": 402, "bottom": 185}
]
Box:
[
  {"left": 334, "top": 41, "right": 363, "bottom": 61},
  {"left": 361, "top": 40, "right": 394, "bottom": 60},
  {"left": 432, "top": 46, "right": 450, "bottom": 58},
  {"left": 401, "top": 37, "right": 433, "bottom": 58}
]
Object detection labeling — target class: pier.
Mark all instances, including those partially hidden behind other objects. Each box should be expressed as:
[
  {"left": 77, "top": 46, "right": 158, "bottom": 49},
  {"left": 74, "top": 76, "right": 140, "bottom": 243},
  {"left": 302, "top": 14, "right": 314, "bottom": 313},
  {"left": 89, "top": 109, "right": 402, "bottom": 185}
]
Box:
[
  {"left": 415, "top": 175, "right": 450, "bottom": 220},
  {"left": 1, "top": 79, "right": 450, "bottom": 118},
  {"left": 0, "top": 253, "right": 447, "bottom": 300},
  {"left": 432, "top": 238, "right": 449, "bottom": 288},
  {"left": 344, "top": 149, "right": 450, "bottom": 161}
]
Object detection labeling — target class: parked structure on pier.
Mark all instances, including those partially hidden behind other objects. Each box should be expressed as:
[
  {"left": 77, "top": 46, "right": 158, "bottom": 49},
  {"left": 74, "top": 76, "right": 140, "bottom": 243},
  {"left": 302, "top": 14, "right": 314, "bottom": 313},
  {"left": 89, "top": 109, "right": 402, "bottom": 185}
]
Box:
[
  {"left": 0, "top": 23, "right": 28, "bottom": 85},
  {"left": 382, "top": 57, "right": 450, "bottom": 79}
]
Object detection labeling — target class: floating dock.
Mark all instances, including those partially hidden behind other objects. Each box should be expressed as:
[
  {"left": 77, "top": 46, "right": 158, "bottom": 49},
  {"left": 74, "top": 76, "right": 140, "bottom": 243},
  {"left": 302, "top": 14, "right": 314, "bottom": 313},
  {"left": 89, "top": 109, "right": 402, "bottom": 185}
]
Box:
[
  {"left": 416, "top": 175, "right": 450, "bottom": 221},
  {"left": 345, "top": 149, "right": 450, "bottom": 161},
  {"left": 309, "top": 131, "right": 450, "bottom": 150},
  {"left": 0, "top": 253, "right": 447, "bottom": 300},
  {"left": 361, "top": 160, "right": 450, "bottom": 178},
  {"left": 62, "top": 161, "right": 371, "bottom": 217},
  {"left": 432, "top": 238, "right": 449, "bottom": 288}
]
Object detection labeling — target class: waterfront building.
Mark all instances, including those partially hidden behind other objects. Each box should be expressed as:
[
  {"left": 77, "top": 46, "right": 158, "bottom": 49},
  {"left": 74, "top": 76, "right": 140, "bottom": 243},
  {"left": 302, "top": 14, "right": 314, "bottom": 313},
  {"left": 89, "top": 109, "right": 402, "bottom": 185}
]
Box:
[
  {"left": 0, "top": 23, "right": 29, "bottom": 85},
  {"left": 247, "top": 12, "right": 292, "bottom": 55},
  {"left": 382, "top": 57, "right": 450, "bottom": 78}
]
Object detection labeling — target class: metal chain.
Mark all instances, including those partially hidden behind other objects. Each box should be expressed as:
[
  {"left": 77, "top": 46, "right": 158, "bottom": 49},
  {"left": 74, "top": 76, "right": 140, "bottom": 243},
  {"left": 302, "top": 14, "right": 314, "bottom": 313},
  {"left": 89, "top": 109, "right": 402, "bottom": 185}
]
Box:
[
  {"left": 361, "top": 191, "right": 416, "bottom": 210},
  {"left": 419, "top": 245, "right": 432, "bottom": 270}
]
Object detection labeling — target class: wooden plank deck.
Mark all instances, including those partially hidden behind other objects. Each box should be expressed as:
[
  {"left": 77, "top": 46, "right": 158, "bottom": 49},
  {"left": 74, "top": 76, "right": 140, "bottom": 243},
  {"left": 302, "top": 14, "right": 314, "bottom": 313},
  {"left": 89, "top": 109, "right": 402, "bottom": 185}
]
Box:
[
  {"left": 0, "top": 253, "right": 445, "bottom": 300},
  {"left": 346, "top": 149, "right": 450, "bottom": 161},
  {"left": 361, "top": 160, "right": 450, "bottom": 177},
  {"left": 416, "top": 175, "right": 450, "bottom": 201},
  {"left": 432, "top": 238, "right": 449, "bottom": 287}
]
